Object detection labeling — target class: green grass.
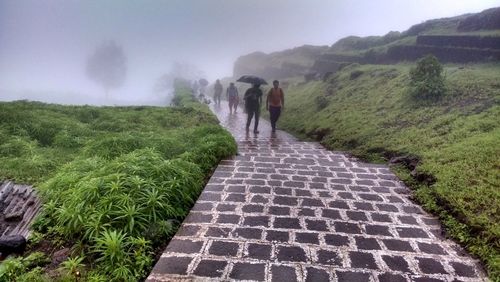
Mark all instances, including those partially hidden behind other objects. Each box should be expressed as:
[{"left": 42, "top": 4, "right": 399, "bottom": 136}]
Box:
[
  {"left": 276, "top": 63, "right": 500, "bottom": 279},
  {"left": 0, "top": 83, "right": 237, "bottom": 281}
]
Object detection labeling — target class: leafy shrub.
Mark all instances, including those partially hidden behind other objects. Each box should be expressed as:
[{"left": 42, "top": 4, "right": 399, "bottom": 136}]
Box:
[
  {"left": 52, "top": 129, "right": 87, "bottom": 149},
  {"left": 0, "top": 256, "right": 26, "bottom": 281},
  {"left": 35, "top": 147, "right": 210, "bottom": 279},
  {"left": 409, "top": 54, "right": 446, "bottom": 99},
  {"left": 0, "top": 137, "right": 31, "bottom": 156},
  {"left": 58, "top": 256, "right": 85, "bottom": 278},
  {"left": 84, "top": 133, "right": 146, "bottom": 159},
  {"left": 0, "top": 252, "right": 50, "bottom": 281},
  {"left": 75, "top": 107, "right": 101, "bottom": 123},
  {"left": 16, "top": 268, "right": 49, "bottom": 282}
]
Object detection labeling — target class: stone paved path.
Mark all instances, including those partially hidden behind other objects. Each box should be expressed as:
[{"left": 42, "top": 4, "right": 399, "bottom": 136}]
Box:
[{"left": 147, "top": 103, "right": 486, "bottom": 281}]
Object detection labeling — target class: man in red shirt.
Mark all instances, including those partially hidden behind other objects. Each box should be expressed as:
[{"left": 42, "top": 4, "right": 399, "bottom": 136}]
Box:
[{"left": 266, "top": 80, "right": 285, "bottom": 133}]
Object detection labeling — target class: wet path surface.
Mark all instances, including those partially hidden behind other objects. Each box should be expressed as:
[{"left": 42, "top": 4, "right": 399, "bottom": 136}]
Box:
[{"left": 147, "top": 102, "right": 486, "bottom": 281}]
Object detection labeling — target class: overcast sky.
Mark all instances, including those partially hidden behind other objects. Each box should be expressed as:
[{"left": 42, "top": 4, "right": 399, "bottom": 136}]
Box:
[{"left": 0, "top": 0, "right": 499, "bottom": 104}]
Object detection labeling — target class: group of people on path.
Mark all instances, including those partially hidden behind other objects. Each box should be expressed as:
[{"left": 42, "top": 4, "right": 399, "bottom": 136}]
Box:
[
  {"left": 213, "top": 79, "right": 285, "bottom": 134},
  {"left": 213, "top": 80, "right": 240, "bottom": 114}
]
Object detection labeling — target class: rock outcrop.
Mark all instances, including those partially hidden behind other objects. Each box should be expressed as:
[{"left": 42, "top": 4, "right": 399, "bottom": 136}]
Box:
[
  {"left": 233, "top": 45, "right": 328, "bottom": 80},
  {"left": 0, "top": 181, "right": 42, "bottom": 238},
  {"left": 0, "top": 234, "right": 26, "bottom": 255}
]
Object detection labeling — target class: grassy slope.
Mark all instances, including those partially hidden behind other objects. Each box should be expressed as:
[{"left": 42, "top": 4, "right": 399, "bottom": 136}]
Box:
[
  {"left": 0, "top": 86, "right": 229, "bottom": 184},
  {"left": 0, "top": 85, "right": 237, "bottom": 280},
  {"left": 277, "top": 63, "right": 500, "bottom": 278}
]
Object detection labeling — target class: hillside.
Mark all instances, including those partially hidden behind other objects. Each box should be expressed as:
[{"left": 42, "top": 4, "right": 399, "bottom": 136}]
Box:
[{"left": 234, "top": 7, "right": 500, "bottom": 79}]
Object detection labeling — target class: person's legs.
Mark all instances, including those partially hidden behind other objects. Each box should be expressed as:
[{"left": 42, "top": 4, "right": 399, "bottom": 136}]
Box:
[
  {"left": 274, "top": 106, "right": 281, "bottom": 131},
  {"left": 246, "top": 108, "right": 254, "bottom": 130},
  {"left": 254, "top": 108, "right": 260, "bottom": 133},
  {"left": 228, "top": 98, "right": 233, "bottom": 113},
  {"left": 269, "top": 106, "right": 277, "bottom": 130}
]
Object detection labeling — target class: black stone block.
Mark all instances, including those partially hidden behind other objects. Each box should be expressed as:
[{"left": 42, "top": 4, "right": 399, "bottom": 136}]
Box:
[
  {"left": 193, "top": 260, "right": 227, "bottom": 277},
  {"left": 154, "top": 256, "right": 192, "bottom": 275},
  {"left": 417, "top": 257, "right": 447, "bottom": 274},
  {"left": 266, "top": 230, "right": 289, "bottom": 242},
  {"left": 383, "top": 239, "right": 414, "bottom": 252},
  {"left": 208, "top": 241, "right": 239, "bottom": 256},
  {"left": 349, "top": 251, "right": 378, "bottom": 269},
  {"left": 247, "top": 243, "right": 272, "bottom": 260},
  {"left": 295, "top": 232, "right": 319, "bottom": 244},
  {"left": 271, "top": 265, "right": 297, "bottom": 281},
  {"left": 305, "top": 267, "right": 330, "bottom": 282},
  {"left": 334, "top": 222, "right": 361, "bottom": 234},
  {"left": 229, "top": 262, "right": 266, "bottom": 280},
  {"left": 382, "top": 255, "right": 411, "bottom": 273},
  {"left": 355, "top": 237, "right": 381, "bottom": 250},
  {"left": 277, "top": 246, "right": 308, "bottom": 262},
  {"left": 274, "top": 217, "right": 301, "bottom": 229},
  {"left": 324, "top": 234, "right": 349, "bottom": 246}
]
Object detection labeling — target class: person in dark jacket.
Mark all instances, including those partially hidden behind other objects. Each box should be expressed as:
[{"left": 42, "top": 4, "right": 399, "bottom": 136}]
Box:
[
  {"left": 213, "top": 79, "right": 223, "bottom": 106},
  {"left": 226, "top": 82, "right": 239, "bottom": 114},
  {"left": 243, "top": 83, "right": 263, "bottom": 134}
]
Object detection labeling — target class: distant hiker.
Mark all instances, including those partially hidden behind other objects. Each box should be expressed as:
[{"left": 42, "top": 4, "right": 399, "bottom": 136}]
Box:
[
  {"left": 198, "top": 92, "right": 205, "bottom": 101},
  {"left": 226, "top": 82, "right": 239, "bottom": 114},
  {"left": 244, "top": 83, "right": 263, "bottom": 134},
  {"left": 192, "top": 80, "right": 199, "bottom": 95},
  {"left": 213, "top": 79, "right": 223, "bottom": 106},
  {"left": 266, "top": 80, "right": 285, "bottom": 133}
]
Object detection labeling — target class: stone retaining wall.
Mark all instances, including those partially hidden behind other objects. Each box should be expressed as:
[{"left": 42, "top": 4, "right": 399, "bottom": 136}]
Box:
[{"left": 416, "top": 35, "right": 500, "bottom": 50}]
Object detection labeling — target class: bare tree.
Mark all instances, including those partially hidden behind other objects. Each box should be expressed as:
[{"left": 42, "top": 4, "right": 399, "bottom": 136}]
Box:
[{"left": 86, "top": 41, "right": 126, "bottom": 97}]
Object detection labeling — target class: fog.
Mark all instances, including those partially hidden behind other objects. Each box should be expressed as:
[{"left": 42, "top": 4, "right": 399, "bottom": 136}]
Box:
[{"left": 1, "top": 0, "right": 499, "bottom": 106}]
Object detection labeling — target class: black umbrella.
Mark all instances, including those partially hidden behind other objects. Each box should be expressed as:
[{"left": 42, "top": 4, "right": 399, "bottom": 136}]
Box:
[
  {"left": 198, "top": 78, "right": 209, "bottom": 87},
  {"left": 236, "top": 75, "right": 268, "bottom": 85}
]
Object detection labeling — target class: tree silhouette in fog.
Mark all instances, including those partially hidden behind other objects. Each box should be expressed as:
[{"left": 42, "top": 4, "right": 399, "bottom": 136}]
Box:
[
  {"left": 86, "top": 41, "right": 127, "bottom": 97},
  {"left": 155, "top": 62, "right": 205, "bottom": 93}
]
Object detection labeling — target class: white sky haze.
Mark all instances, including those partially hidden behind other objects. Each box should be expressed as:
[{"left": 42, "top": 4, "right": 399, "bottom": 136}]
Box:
[{"left": 0, "top": 0, "right": 499, "bottom": 104}]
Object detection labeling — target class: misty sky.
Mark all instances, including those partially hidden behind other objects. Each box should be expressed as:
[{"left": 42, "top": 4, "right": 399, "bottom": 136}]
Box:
[{"left": 1, "top": 0, "right": 499, "bottom": 104}]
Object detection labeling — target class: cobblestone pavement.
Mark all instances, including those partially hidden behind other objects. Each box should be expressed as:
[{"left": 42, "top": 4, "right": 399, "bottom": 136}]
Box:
[{"left": 147, "top": 103, "right": 486, "bottom": 281}]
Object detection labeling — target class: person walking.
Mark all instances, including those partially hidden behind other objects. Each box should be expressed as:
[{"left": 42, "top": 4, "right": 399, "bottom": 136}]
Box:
[
  {"left": 192, "top": 80, "right": 199, "bottom": 96},
  {"left": 226, "top": 82, "right": 239, "bottom": 114},
  {"left": 266, "top": 80, "right": 285, "bottom": 133},
  {"left": 213, "top": 79, "right": 223, "bottom": 106},
  {"left": 244, "top": 83, "right": 263, "bottom": 134}
]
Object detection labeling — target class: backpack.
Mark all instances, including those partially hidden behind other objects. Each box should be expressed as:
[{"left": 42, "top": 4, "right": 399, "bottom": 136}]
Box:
[{"left": 228, "top": 86, "right": 238, "bottom": 97}]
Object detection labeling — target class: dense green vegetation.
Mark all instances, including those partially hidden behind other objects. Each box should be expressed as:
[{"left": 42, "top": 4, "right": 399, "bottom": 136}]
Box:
[
  {"left": 276, "top": 63, "right": 500, "bottom": 279},
  {"left": 0, "top": 84, "right": 237, "bottom": 281}
]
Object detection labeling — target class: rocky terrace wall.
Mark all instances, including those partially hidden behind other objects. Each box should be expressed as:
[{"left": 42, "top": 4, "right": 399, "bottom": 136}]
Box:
[
  {"left": 386, "top": 45, "right": 500, "bottom": 63},
  {"left": 417, "top": 35, "right": 500, "bottom": 50}
]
